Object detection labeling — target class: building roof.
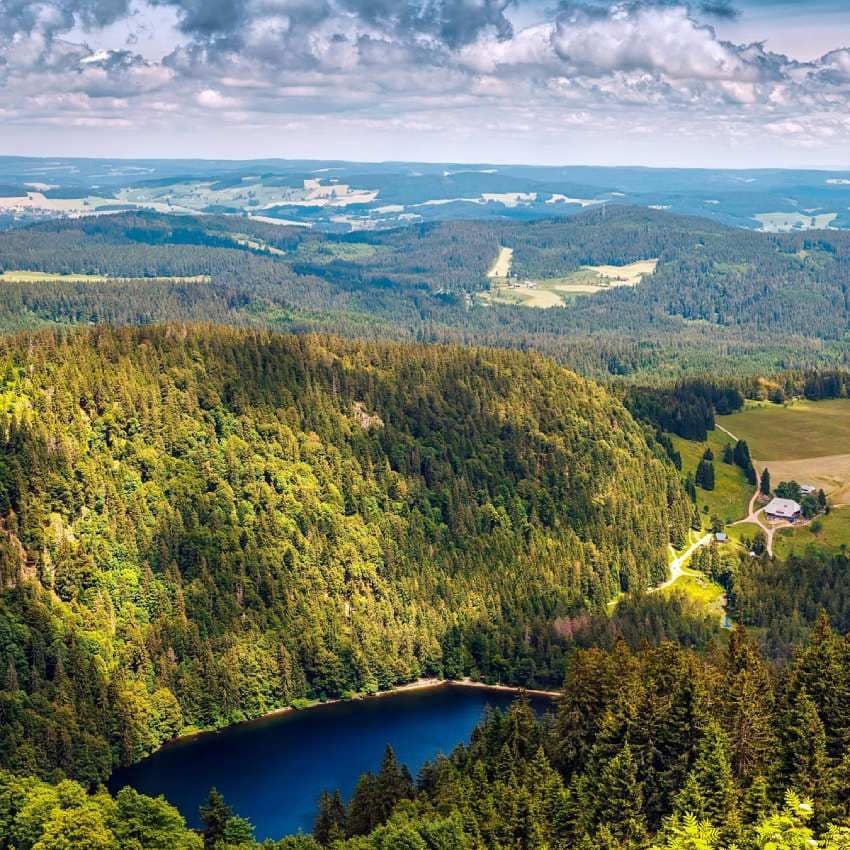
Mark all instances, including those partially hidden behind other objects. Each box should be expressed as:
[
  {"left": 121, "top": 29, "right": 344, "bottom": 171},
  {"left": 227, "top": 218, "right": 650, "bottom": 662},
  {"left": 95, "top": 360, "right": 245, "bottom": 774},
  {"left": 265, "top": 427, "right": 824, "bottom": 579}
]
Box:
[
  {"left": 765, "top": 497, "right": 801, "bottom": 518},
  {"left": 800, "top": 484, "right": 816, "bottom": 494}
]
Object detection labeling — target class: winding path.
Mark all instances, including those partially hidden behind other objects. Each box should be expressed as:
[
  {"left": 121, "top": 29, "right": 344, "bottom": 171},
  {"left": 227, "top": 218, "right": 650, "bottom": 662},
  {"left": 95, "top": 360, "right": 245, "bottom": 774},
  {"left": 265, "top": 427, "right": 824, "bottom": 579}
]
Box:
[
  {"left": 650, "top": 533, "right": 713, "bottom": 594},
  {"left": 717, "top": 421, "right": 777, "bottom": 556}
]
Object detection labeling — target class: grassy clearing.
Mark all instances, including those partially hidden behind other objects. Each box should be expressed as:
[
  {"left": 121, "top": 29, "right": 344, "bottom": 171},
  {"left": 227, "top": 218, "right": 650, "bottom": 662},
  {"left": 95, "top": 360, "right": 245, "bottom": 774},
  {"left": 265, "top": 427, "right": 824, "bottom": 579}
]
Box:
[
  {"left": 719, "top": 399, "right": 850, "bottom": 501},
  {"left": 584, "top": 259, "right": 658, "bottom": 284},
  {"left": 297, "top": 242, "right": 380, "bottom": 263},
  {"left": 661, "top": 571, "right": 727, "bottom": 623},
  {"left": 773, "top": 506, "right": 850, "bottom": 559},
  {"left": 672, "top": 429, "right": 753, "bottom": 527},
  {"left": 487, "top": 246, "right": 514, "bottom": 278},
  {"left": 483, "top": 259, "right": 658, "bottom": 310},
  {"left": 1, "top": 270, "right": 109, "bottom": 282},
  {"left": 719, "top": 399, "right": 850, "bottom": 460},
  {"left": 725, "top": 523, "right": 762, "bottom": 547},
  {"left": 755, "top": 212, "right": 837, "bottom": 232}
]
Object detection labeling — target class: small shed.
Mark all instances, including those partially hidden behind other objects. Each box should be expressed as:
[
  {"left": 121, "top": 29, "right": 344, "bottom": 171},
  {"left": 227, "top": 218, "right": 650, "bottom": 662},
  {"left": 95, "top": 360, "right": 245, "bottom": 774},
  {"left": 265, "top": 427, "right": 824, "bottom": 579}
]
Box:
[{"left": 715, "top": 532, "right": 728, "bottom": 543}]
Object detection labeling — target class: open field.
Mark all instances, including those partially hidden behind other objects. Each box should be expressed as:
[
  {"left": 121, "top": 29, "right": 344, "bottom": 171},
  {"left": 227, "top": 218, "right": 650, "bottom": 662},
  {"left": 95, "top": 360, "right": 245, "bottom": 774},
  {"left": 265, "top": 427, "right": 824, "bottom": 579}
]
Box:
[
  {"left": 585, "top": 259, "right": 658, "bottom": 284},
  {"left": 755, "top": 212, "right": 838, "bottom": 232},
  {"left": 720, "top": 398, "right": 850, "bottom": 506},
  {"left": 0, "top": 270, "right": 108, "bottom": 282},
  {"left": 720, "top": 399, "right": 850, "bottom": 460},
  {"left": 725, "top": 522, "right": 763, "bottom": 547},
  {"left": 0, "top": 270, "right": 212, "bottom": 284},
  {"left": 719, "top": 399, "right": 850, "bottom": 501},
  {"left": 484, "top": 257, "right": 657, "bottom": 309},
  {"left": 672, "top": 428, "right": 753, "bottom": 527},
  {"left": 773, "top": 506, "right": 850, "bottom": 558},
  {"left": 661, "top": 569, "right": 727, "bottom": 624},
  {"left": 487, "top": 246, "right": 513, "bottom": 278},
  {"left": 762, "top": 454, "right": 850, "bottom": 503},
  {"left": 297, "top": 241, "right": 380, "bottom": 263}
]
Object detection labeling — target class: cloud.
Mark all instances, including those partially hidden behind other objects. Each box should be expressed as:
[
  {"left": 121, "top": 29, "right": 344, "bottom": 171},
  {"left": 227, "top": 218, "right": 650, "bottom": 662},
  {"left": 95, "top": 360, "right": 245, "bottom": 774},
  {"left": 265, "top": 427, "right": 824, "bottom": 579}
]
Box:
[
  {"left": 0, "top": 0, "right": 849, "bottom": 164},
  {"left": 551, "top": 3, "right": 758, "bottom": 81},
  {"left": 195, "top": 87, "right": 238, "bottom": 108}
]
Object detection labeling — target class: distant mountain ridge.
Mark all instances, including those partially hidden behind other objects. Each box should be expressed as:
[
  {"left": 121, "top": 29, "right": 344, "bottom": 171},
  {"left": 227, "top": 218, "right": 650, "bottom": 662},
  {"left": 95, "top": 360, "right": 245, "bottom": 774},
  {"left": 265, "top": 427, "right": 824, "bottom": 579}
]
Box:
[{"left": 2, "top": 156, "right": 850, "bottom": 232}]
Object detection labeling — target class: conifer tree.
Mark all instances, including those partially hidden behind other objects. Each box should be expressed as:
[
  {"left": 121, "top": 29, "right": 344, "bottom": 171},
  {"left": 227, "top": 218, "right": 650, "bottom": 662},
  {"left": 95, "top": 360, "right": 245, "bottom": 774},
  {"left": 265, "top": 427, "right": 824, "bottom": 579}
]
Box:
[
  {"left": 594, "top": 743, "right": 648, "bottom": 847},
  {"left": 695, "top": 459, "right": 715, "bottom": 491},
  {"left": 314, "top": 790, "right": 346, "bottom": 845},
  {"left": 780, "top": 690, "right": 828, "bottom": 800},
  {"left": 199, "top": 789, "right": 234, "bottom": 850}
]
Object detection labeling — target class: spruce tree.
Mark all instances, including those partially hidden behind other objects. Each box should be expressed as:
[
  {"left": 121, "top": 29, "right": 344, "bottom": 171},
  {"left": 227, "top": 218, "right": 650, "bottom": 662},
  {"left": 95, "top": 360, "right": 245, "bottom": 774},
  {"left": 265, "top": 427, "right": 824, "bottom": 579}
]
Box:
[
  {"left": 780, "top": 690, "right": 828, "bottom": 800},
  {"left": 199, "top": 789, "right": 233, "bottom": 850},
  {"left": 695, "top": 459, "right": 715, "bottom": 491},
  {"left": 760, "top": 468, "right": 771, "bottom": 496},
  {"left": 594, "top": 743, "right": 648, "bottom": 847},
  {"left": 314, "top": 790, "right": 346, "bottom": 845}
]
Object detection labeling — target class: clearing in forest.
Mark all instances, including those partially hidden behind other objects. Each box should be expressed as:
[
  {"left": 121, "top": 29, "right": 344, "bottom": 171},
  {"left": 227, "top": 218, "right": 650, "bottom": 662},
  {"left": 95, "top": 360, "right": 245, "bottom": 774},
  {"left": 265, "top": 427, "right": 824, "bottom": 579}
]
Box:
[
  {"left": 483, "top": 257, "right": 657, "bottom": 309},
  {"left": 719, "top": 398, "right": 850, "bottom": 503},
  {"left": 773, "top": 505, "right": 850, "bottom": 558},
  {"left": 672, "top": 429, "right": 752, "bottom": 526},
  {"left": 487, "top": 246, "right": 513, "bottom": 279},
  {"left": 754, "top": 212, "right": 837, "bottom": 232}
]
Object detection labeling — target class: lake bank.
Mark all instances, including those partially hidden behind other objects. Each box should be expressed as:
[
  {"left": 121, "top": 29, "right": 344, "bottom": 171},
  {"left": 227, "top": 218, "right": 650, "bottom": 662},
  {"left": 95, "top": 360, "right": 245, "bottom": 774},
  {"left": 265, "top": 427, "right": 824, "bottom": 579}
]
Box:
[
  {"left": 166, "top": 676, "right": 561, "bottom": 748},
  {"left": 109, "top": 683, "right": 557, "bottom": 839}
]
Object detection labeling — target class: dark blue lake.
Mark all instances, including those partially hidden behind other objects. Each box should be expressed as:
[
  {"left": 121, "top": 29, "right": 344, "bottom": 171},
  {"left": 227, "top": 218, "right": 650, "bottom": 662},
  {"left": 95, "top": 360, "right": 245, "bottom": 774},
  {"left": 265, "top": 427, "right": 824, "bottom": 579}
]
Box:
[{"left": 109, "top": 684, "right": 555, "bottom": 841}]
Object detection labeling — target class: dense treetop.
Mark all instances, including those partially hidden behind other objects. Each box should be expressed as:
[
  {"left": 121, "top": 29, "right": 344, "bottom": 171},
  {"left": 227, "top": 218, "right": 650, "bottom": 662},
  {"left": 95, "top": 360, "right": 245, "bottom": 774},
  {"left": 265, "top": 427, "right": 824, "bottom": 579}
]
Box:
[
  {"left": 4, "top": 208, "right": 850, "bottom": 379},
  {"left": 0, "top": 325, "right": 688, "bottom": 786}
]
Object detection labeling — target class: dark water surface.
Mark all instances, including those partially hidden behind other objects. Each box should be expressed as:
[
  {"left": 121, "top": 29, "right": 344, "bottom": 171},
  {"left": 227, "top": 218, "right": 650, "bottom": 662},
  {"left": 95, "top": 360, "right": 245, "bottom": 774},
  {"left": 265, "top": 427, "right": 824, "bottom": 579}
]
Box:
[{"left": 109, "top": 684, "right": 554, "bottom": 840}]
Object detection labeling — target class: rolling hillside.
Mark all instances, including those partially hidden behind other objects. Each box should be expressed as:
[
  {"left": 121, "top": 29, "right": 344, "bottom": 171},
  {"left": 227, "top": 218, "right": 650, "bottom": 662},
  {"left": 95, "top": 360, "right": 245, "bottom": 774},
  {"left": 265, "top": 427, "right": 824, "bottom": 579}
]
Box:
[{"left": 0, "top": 326, "right": 689, "bottom": 783}]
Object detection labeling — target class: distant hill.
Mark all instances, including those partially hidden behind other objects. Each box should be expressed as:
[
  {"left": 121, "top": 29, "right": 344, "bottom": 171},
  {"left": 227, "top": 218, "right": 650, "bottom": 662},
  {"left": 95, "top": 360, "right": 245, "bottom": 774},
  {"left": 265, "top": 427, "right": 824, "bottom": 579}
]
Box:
[
  {"left": 2, "top": 207, "right": 850, "bottom": 379},
  {"left": 2, "top": 156, "right": 850, "bottom": 232}
]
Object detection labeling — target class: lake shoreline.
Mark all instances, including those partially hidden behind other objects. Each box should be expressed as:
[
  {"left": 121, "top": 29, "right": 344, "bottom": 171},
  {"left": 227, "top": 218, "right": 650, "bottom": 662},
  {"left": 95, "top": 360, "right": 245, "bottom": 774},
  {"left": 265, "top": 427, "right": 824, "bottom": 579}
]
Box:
[{"left": 161, "top": 677, "right": 561, "bottom": 749}]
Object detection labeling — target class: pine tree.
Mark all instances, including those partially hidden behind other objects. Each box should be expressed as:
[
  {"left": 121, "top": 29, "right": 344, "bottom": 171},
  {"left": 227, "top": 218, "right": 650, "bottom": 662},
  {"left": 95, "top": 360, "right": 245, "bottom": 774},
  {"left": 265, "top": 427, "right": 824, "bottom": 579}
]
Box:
[
  {"left": 594, "top": 743, "right": 648, "bottom": 847},
  {"left": 780, "top": 690, "right": 828, "bottom": 800},
  {"left": 346, "top": 772, "right": 379, "bottom": 837},
  {"left": 314, "top": 790, "right": 346, "bottom": 845},
  {"left": 733, "top": 441, "right": 751, "bottom": 470},
  {"left": 722, "top": 628, "right": 777, "bottom": 782},
  {"left": 374, "top": 745, "right": 415, "bottom": 822},
  {"left": 199, "top": 788, "right": 234, "bottom": 850},
  {"left": 695, "top": 459, "right": 715, "bottom": 491},
  {"left": 760, "top": 468, "right": 771, "bottom": 496}
]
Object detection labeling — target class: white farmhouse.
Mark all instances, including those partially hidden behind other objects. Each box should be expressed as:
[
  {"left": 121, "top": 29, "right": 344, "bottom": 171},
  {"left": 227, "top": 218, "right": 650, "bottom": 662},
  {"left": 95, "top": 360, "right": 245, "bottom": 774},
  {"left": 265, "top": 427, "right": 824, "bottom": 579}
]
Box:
[{"left": 764, "top": 497, "right": 802, "bottom": 522}]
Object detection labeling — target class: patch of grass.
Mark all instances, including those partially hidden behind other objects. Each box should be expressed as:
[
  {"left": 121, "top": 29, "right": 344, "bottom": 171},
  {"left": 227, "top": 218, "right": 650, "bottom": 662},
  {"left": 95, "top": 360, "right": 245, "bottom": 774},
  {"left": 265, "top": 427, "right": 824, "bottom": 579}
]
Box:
[
  {"left": 1, "top": 270, "right": 109, "bottom": 282},
  {"left": 483, "top": 259, "right": 658, "bottom": 310},
  {"left": 661, "top": 572, "right": 727, "bottom": 623},
  {"left": 725, "top": 523, "right": 762, "bottom": 548},
  {"left": 719, "top": 399, "right": 850, "bottom": 460},
  {"left": 773, "top": 506, "right": 850, "bottom": 559},
  {"left": 672, "top": 429, "right": 753, "bottom": 528},
  {"left": 297, "top": 242, "right": 380, "bottom": 263}
]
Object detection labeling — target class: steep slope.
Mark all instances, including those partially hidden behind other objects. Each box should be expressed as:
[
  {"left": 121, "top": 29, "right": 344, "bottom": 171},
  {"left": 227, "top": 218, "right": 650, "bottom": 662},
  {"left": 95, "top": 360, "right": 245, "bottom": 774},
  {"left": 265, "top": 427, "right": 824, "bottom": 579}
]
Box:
[{"left": 0, "top": 327, "right": 690, "bottom": 782}]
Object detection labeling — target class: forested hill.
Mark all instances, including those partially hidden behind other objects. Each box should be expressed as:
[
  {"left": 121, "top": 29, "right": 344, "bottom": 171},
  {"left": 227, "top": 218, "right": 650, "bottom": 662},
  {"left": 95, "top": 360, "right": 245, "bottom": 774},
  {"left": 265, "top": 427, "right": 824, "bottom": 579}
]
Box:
[
  {"left": 0, "top": 326, "right": 690, "bottom": 783},
  {"left": 4, "top": 208, "right": 850, "bottom": 378}
]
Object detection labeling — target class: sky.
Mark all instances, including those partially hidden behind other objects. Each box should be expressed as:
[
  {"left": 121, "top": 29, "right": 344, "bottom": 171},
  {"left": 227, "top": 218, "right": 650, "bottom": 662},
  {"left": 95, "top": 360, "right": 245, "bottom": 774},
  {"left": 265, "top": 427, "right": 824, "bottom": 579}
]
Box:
[{"left": 1, "top": 0, "right": 850, "bottom": 168}]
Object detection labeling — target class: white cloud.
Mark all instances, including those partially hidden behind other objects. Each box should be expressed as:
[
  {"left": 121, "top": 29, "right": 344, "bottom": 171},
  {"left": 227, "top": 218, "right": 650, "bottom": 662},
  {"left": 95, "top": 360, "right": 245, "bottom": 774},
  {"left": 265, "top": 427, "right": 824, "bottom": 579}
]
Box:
[
  {"left": 195, "top": 88, "right": 239, "bottom": 108},
  {"left": 0, "top": 0, "right": 849, "bottom": 164}
]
